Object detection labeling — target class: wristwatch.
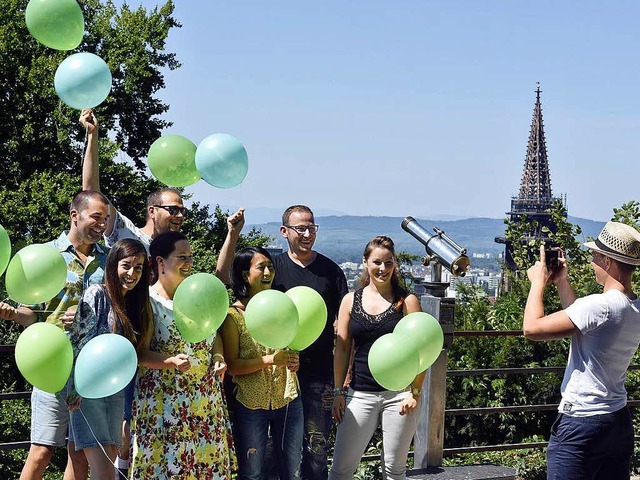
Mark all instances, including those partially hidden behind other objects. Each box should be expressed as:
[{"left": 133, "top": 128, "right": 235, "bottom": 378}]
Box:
[{"left": 410, "top": 385, "right": 421, "bottom": 396}]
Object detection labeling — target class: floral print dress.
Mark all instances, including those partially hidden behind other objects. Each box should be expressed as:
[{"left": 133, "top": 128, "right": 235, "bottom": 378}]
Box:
[{"left": 130, "top": 287, "right": 236, "bottom": 479}]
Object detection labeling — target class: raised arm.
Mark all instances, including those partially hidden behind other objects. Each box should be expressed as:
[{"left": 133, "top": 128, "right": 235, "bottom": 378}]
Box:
[
  {"left": 79, "top": 110, "right": 116, "bottom": 236},
  {"left": 523, "top": 247, "right": 578, "bottom": 341},
  {"left": 80, "top": 109, "right": 99, "bottom": 192},
  {"left": 551, "top": 249, "right": 577, "bottom": 308},
  {"left": 215, "top": 208, "right": 245, "bottom": 284}
]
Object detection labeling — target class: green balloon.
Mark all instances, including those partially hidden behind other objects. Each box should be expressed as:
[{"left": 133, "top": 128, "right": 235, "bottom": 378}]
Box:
[
  {"left": 368, "top": 332, "right": 420, "bottom": 391},
  {"left": 0, "top": 224, "right": 11, "bottom": 276},
  {"left": 15, "top": 322, "right": 73, "bottom": 393},
  {"left": 25, "top": 0, "right": 84, "bottom": 51},
  {"left": 173, "top": 273, "right": 229, "bottom": 343},
  {"left": 245, "top": 290, "right": 299, "bottom": 349},
  {"left": 286, "top": 286, "right": 327, "bottom": 351},
  {"left": 148, "top": 134, "right": 201, "bottom": 187},
  {"left": 6, "top": 244, "right": 67, "bottom": 304},
  {"left": 394, "top": 312, "right": 444, "bottom": 372}
]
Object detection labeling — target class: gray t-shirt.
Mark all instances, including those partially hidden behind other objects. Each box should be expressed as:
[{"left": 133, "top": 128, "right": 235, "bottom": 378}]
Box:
[{"left": 561, "top": 289, "right": 640, "bottom": 416}]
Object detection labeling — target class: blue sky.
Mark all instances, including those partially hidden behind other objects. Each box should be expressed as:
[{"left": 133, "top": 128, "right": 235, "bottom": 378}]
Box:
[{"left": 117, "top": 0, "right": 640, "bottom": 222}]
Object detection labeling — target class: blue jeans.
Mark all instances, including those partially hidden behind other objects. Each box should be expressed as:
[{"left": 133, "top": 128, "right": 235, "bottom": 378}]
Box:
[
  {"left": 547, "top": 407, "right": 633, "bottom": 480},
  {"left": 234, "top": 397, "right": 303, "bottom": 480},
  {"left": 299, "top": 377, "right": 333, "bottom": 480}
]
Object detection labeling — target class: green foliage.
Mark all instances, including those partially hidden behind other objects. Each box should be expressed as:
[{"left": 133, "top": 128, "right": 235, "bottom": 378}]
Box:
[
  {"left": 444, "top": 441, "right": 548, "bottom": 480},
  {"left": 183, "top": 203, "right": 273, "bottom": 275},
  {"left": 612, "top": 201, "right": 640, "bottom": 230},
  {"left": 397, "top": 251, "right": 421, "bottom": 291},
  {"left": 447, "top": 282, "right": 566, "bottom": 450},
  {"left": 0, "top": 0, "right": 180, "bottom": 185}
]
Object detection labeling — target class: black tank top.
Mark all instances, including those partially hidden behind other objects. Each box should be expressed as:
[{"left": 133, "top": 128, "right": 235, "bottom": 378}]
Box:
[{"left": 349, "top": 288, "right": 404, "bottom": 392}]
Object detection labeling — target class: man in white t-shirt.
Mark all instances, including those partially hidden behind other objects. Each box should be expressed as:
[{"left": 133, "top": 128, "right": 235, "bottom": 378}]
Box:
[{"left": 524, "top": 221, "right": 640, "bottom": 480}]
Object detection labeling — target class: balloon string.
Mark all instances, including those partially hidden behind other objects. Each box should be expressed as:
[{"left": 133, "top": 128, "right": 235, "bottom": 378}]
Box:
[
  {"left": 78, "top": 406, "right": 128, "bottom": 480},
  {"left": 239, "top": 181, "right": 245, "bottom": 210},
  {"left": 280, "top": 399, "right": 289, "bottom": 451}
]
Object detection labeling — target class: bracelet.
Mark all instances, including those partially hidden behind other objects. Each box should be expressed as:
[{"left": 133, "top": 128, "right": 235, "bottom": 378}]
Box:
[
  {"left": 212, "top": 353, "right": 225, "bottom": 362},
  {"left": 333, "top": 387, "right": 347, "bottom": 396}
]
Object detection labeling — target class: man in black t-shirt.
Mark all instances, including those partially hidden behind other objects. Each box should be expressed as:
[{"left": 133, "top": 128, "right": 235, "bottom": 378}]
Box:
[{"left": 272, "top": 205, "right": 348, "bottom": 480}]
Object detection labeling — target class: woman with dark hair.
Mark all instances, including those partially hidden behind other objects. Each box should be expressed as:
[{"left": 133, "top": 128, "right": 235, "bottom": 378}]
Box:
[
  {"left": 130, "top": 231, "right": 236, "bottom": 479},
  {"left": 329, "top": 236, "right": 425, "bottom": 480},
  {"left": 220, "top": 246, "right": 303, "bottom": 480},
  {"left": 68, "top": 238, "right": 153, "bottom": 479}
]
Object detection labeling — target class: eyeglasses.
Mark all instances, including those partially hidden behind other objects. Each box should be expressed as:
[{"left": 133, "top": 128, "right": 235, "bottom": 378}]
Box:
[
  {"left": 154, "top": 205, "right": 187, "bottom": 217},
  {"left": 284, "top": 224, "right": 319, "bottom": 235}
]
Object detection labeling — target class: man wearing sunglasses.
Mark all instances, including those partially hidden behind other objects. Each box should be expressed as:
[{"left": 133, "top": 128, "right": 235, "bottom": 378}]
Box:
[
  {"left": 79, "top": 110, "right": 244, "bottom": 284},
  {"left": 272, "top": 205, "right": 348, "bottom": 480}
]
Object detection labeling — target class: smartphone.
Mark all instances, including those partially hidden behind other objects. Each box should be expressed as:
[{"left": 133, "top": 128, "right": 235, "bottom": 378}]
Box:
[{"left": 545, "top": 249, "right": 559, "bottom": 269}]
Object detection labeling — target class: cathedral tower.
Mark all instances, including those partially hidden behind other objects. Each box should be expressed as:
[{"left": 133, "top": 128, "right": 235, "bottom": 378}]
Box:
[{"left": 496, "top": 84, "right": 564, "bottom": 270}]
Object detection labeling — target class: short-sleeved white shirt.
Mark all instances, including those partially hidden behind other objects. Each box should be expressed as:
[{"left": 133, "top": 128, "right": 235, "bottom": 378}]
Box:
[{"left": 561, "top": 289, "right": 640, "bottom": 416}]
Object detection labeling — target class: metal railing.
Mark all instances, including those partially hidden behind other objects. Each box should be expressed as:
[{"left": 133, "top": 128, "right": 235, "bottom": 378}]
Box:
[
  {"left": 439, "top": 330, "right": 640, "bottom": 458},
  {"left": 3, "top": 330, "right": 640, "bottom": 463}
]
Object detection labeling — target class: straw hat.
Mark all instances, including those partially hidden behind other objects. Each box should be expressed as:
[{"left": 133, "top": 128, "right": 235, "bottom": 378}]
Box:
[{"left": 584, "top": 221, "right": 640, "bottom": 266}]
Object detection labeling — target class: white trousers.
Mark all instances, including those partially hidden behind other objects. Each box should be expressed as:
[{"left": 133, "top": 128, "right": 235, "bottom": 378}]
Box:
[{"left": 329, "top": 389, "right": 419, "bottom": 480}]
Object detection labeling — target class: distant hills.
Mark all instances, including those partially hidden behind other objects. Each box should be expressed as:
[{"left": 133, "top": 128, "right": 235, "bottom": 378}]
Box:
[{"left": 249, "top": 215, "right": 606, "bottom": 265}]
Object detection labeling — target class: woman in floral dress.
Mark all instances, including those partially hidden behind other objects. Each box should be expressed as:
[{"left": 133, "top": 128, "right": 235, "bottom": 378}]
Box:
[{"left": 130, "top": 231, "right": 236, "bottom": 479}]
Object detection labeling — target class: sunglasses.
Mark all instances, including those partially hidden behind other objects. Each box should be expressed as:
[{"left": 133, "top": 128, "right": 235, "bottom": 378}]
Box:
[
  {"left": 154, "top": 205, "right": 187, "bottom": 217},
  {"left": 284, "top": 224, "right": 319, "bottom": 234}
]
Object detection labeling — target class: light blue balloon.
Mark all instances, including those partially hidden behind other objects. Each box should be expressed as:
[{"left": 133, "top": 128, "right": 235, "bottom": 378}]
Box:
[
  {"left": 195, "top": 133, "right": 249, "bottom": 189},
  {"left": 74, "top": 333, "right": 136, "bottom": 399},
  {"left": 54, "top": 52, "right": 112, "bottom": 109}
]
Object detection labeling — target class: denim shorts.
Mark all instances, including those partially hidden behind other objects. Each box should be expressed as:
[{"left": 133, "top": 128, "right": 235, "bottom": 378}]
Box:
[
  {"left": 30, "top": 387, "right": 70, "bottom": 447},
  {"left": 69, "top": 391, "right": 124, "bottom": 450}
]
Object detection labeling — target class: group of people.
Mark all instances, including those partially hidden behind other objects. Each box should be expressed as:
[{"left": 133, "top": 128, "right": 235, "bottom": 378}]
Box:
[
  {"left": 3, "top": 108, "right": 640, "bottom": 480},
  {"left": 0, "top": 110, "right": 427, "bottom": 480}
]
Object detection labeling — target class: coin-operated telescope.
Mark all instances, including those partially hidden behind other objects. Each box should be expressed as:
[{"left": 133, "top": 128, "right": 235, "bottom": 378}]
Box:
[
  {"left": 401, "top": 216, "right": 470, "bottom": 280},
  {"left": 402, "top": 216, "right": 471, "bottom": 469}
]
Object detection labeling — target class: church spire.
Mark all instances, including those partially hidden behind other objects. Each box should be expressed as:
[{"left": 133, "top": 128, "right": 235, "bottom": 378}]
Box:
[
  {"left": 518, "top": 82, "right": 553, "bottom": 205},
  {"left": 494, "top": 84, "right": 566, "bottom": 275}
]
